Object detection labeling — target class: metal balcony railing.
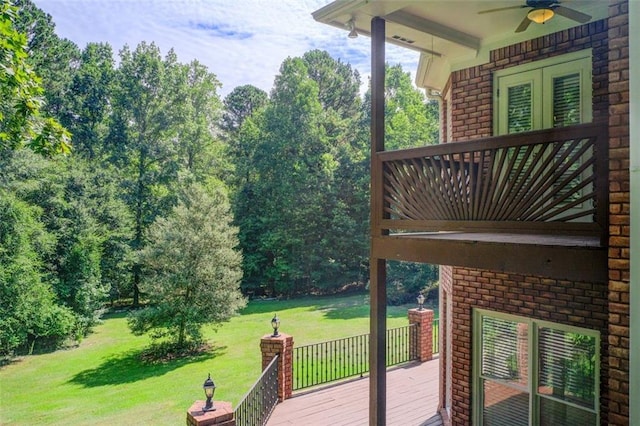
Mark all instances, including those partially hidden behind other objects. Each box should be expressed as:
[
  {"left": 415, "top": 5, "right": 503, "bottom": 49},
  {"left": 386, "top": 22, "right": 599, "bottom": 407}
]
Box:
[{"left": 235, "top": 355, "right": 279, "bottom": 426}]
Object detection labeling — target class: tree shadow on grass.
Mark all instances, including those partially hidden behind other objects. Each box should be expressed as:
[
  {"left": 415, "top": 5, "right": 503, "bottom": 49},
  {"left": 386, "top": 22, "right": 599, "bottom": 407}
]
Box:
[
  {"left": 320, "top": 297, "right": 413, "bottom": 321},
  {"left": 69, "top": 344, "right": 226, "bottom": 388},
  {"left": 243, "top": 293, "right": 412, "bottom": 321}
]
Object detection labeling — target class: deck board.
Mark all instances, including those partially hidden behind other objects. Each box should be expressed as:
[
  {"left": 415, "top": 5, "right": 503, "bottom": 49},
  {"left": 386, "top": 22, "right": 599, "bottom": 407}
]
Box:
[{"left": 267, "top": 359, "right": 441, "bottom": 426}]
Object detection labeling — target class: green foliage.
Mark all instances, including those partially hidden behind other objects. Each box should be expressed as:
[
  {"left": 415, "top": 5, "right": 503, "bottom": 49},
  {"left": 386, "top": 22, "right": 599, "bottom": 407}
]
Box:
[
  {"left": 128, "top": 183, "right": 245, "bottom": 348},
  {"left": 67, "top": 42, "right": 115, "bottom": 159},
  {"left": 0, "top": 190, "right": 76, "bottom": 356},
  {"left": 222, "top": 84, "right": 267, "bottom": 136},
  {"left": 231, "top": 51, "right": 369, "bottom": 297},
  {"left": 1, "top": 295, "right": 427, "bottom": 424},
  {"left": 386, "top": 261, "right": 439, "bottom": 305},
  {"left": 0, "top": 1, "right": 70, "bottom": 155},
  {"left": 363, "top": 63, "right": 439, "bottom": 150},
  {"left": 0, "top": 149, "right": 133, "bottom": 336},
  {"left": 1, "top": 0, "right": 442, "bottom": 349}
]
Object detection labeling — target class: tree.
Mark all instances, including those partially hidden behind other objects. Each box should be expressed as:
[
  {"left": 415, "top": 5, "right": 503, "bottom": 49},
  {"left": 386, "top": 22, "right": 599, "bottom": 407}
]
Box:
[
  {"left": 108, "top": 43, "right": 184, "bottom": 307},
  {"left": 0, "top": 1, "right": 70, "bottom": 155},
  {"left": 222, "top": 84, "right": 267, "bottom": 136},
  {"left": 0, "top": 190, "right": 76, "bottom": 356},
  {"left": 128, "top": 183, "right": 245, "bottom": 349},
  {"left": 0, "top": 149, "right": 133, "bottom": 332},
  {"left": 172, "top": 59, "right": 225, "bottom": 182},
  {"left": 68, "top": 43, "right": 115, "bottom": 159},
  {"left": 232, "top": 52, "right": 366, "bottom": 296},
  {"left": 363, "top": 63, "right": 439, "bottom": 150}
]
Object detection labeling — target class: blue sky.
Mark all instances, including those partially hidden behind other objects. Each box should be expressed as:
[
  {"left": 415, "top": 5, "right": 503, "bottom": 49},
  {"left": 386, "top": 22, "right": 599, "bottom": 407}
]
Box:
[{"left": 35, "top": 0, "right": 419, "bottom": 97}]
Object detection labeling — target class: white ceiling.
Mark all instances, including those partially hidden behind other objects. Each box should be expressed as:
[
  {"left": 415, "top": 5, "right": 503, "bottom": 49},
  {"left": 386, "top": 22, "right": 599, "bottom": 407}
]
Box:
[{"left": 313, "top": 0, "right": 608, "bottom": 90}]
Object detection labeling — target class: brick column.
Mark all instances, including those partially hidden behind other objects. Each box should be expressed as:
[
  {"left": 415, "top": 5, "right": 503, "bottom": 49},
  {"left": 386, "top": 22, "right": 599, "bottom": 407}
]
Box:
[
  {"left": 260, "top": 333, "right": 293, "bottom": 401},
  {"left": 408, "top": 308, "right": 434, "bottom": 362},
  {"left": 186, "top": 401, "right": 234, "bottom": 426}
]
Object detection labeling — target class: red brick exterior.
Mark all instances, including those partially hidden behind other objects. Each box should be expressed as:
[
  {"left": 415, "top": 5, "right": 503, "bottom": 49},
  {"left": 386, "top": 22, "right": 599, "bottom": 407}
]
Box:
[
  {"left": 440, "top": 4, "right": 630, "bottom": 424},
  {"left": 260, "top": 333, "right": 293, "bottom": 402},
  {"left": 439, "top": 265, "right": 453, "bottom": 426},
  {"left": 607, "top": 1, "right": 630, "bottom": 423},
  {"left": 448, "top": 271, "right": 608, "bottom": 424},
  {"left": 408, "top": 308, "right": 434, "bottom": 362},
  {"left": 448, "top": 20, "right": 609, "bottom": 142},
  {"left": 186, "top": 401, "right": 235, "bottom": 426}
]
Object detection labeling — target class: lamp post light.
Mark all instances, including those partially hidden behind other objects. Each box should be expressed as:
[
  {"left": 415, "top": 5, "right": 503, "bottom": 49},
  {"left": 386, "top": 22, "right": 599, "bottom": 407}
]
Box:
[
  {"left": 271, "top": 313, "right": 280, "bottom": 337},
  {"left": 202, "top": 374, "right": 216, "bottom": 412},
  {"left": 417, "top": 293, "right": 425, "bottom": 311}
]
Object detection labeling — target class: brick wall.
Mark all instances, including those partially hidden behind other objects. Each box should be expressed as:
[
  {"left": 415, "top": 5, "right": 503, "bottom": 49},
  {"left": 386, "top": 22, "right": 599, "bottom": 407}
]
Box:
[
  {"left": 449, "top": 270, "right": 609, "bottom": 425},
  {"left": 439, "top": 265, "right": 453, "bottom": 426},
  {"left": 448, "top": 20, "right": 609, "bottom": 142},
  {"left": 440, "top": 14, "right": 630, "bottom": 425},
  {"left": 607, "top": 0, "right": 630, "bottom": 424}
]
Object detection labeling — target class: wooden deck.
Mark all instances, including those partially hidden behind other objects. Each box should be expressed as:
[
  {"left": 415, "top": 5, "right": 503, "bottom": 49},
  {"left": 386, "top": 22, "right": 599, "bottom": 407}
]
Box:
[{"left": 267, "top": 358, "right": 441, "bottom": 426}]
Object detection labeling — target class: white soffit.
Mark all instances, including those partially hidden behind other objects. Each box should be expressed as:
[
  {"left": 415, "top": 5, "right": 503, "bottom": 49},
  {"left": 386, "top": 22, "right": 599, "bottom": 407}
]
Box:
[{"left": 312, "top": 0, "right": 609, "bottom": 91}]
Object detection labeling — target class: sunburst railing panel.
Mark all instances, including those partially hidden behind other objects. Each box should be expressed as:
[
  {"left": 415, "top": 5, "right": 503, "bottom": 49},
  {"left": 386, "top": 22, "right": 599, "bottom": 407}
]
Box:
[{"left": 376, "top": 124, "right": 608, "bottom": 238}]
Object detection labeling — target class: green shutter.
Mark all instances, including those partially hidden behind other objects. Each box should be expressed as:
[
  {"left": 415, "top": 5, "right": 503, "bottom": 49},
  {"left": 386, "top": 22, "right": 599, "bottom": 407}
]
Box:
[
  {"left": 507, "top": 83, "right": 533, "bottom": 134},
  {"left": 552, "top": 73, "right": 581, "bottom": 128}
]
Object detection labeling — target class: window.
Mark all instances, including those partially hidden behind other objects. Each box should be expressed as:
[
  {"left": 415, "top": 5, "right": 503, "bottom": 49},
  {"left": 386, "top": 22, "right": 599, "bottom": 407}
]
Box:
[
  {"left": 473, "top": 310, "right": 600, "bottom": 425},
  {"left": 493, "top": 51, "right": 593, "bottom": 220},
  {"left": 494, "top": 50, "right": 593, "bottom": 134}
]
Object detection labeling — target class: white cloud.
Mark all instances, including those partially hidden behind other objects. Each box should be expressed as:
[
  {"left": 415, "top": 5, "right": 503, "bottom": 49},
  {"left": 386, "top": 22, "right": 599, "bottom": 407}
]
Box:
[{"left": 35, "top": 0, "right": 419, "bottom": 96}]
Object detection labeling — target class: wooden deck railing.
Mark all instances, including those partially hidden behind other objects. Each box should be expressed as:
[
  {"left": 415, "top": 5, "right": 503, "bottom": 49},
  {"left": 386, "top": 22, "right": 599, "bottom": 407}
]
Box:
[{"left": 374, "top": 124, "right": 608, "bottom": 244}]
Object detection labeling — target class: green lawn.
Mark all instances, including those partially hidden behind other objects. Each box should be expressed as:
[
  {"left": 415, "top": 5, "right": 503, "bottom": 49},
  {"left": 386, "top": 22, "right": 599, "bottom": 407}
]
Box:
[{"left": 0, "top": 294, "right": 436, "bottom": 425}]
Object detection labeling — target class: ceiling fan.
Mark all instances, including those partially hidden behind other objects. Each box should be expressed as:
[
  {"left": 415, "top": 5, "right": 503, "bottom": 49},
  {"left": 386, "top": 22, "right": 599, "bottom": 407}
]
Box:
[{"left": 479, "top": 0, "right": 592, "bottom": 33}]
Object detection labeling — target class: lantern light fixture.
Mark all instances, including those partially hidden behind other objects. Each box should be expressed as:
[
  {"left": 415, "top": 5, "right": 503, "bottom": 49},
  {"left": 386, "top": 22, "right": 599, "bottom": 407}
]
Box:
[
  {"left": 271, "top": 313, "right": 280, "bottom": 337},
  {"left": 347, "top": 18, "right": 358, "bottom": 38},
  {"left": 417, "top": 293, "right": 425, "bottom": 311},
  {"left": 202, "top": 373, "right": 216, "bottom": 412}
]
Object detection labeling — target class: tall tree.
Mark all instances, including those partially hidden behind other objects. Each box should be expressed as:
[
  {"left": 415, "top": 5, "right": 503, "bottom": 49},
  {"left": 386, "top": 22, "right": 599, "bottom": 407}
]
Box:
[
  {"left": 363, "top": 63, "right": 439, "bottom": 150},
  {"left": 12, "top": 0, "right": 80, "bottom": 140},
  {"left": 172, "top": 59, "right": 225, "bottom": 183},
  {"left": 68, "top": 43, "right": 115, "bottom": 159},
  {"left": 108, "top": 43, "right": 184, "bottom": 306},
  {"left": 222, "top": 84, "right": 267, "bottom": 136},
  {"left": 233, "top": 52, "right": 366, "bottom": 296},
  {"left": 0, "top": 1, "right": 70, "bottom": 155},
  {"left": 128, "top": 183, "right": 245, "bottom": 349}
]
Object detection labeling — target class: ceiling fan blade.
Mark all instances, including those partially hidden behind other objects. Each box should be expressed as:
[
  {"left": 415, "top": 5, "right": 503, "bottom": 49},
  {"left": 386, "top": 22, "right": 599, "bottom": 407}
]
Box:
[
  {"left": 515, "top": 15, "right": 533, "bottom": 33},
  {"left": 554, "top": 5, "right": 592, "bottom": 23},
  {"left": 478, "top": 5, "right": 525, "bottom": 14}
]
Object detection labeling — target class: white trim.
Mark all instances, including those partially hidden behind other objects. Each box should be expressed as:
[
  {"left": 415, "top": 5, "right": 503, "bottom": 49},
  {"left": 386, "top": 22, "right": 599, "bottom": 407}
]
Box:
[
  {"left": 629, "top": 0, "right": 639, "bottom": 424},
  {"left": 493, "top": 49, "right": 593, "bottom": 135},
  {"left": 473, "top": 309, "right": 601, "bottom": 425}
]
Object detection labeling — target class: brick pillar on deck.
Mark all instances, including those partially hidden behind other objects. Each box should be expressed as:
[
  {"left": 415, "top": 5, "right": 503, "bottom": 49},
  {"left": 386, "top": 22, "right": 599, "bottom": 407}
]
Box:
[
  {"left": 260, "top": 333, "right": 293, "bottom": 401},
  {"left": 408, "top": 308, "right": 434, "bottom": 362},
  {"left": 186, "top": 401, "right": 235, "bottom": 426}
]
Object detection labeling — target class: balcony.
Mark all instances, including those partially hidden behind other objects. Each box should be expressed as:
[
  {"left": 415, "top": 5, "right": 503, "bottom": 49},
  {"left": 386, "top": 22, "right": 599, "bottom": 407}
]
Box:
[{"left": 371, "top": 123, "right": 608, "bottom": 283}]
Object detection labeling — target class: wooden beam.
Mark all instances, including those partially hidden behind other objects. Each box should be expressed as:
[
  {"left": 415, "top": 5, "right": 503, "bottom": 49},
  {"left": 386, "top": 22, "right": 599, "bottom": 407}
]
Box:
[
  {"left": 370, "top": 257, "right": 387, "bottom": 425},
  {"left": 371, "top": 235, "right": 608, "bottom": 283},
  {"left": 370, "top": 16, "right": 387, "bottom": 426}
]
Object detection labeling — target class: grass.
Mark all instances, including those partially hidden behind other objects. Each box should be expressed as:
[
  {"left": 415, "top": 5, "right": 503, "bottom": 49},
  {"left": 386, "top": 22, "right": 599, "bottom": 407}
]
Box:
[{"left": 0, "top": 293, "right": 436, "bottom": 425}]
